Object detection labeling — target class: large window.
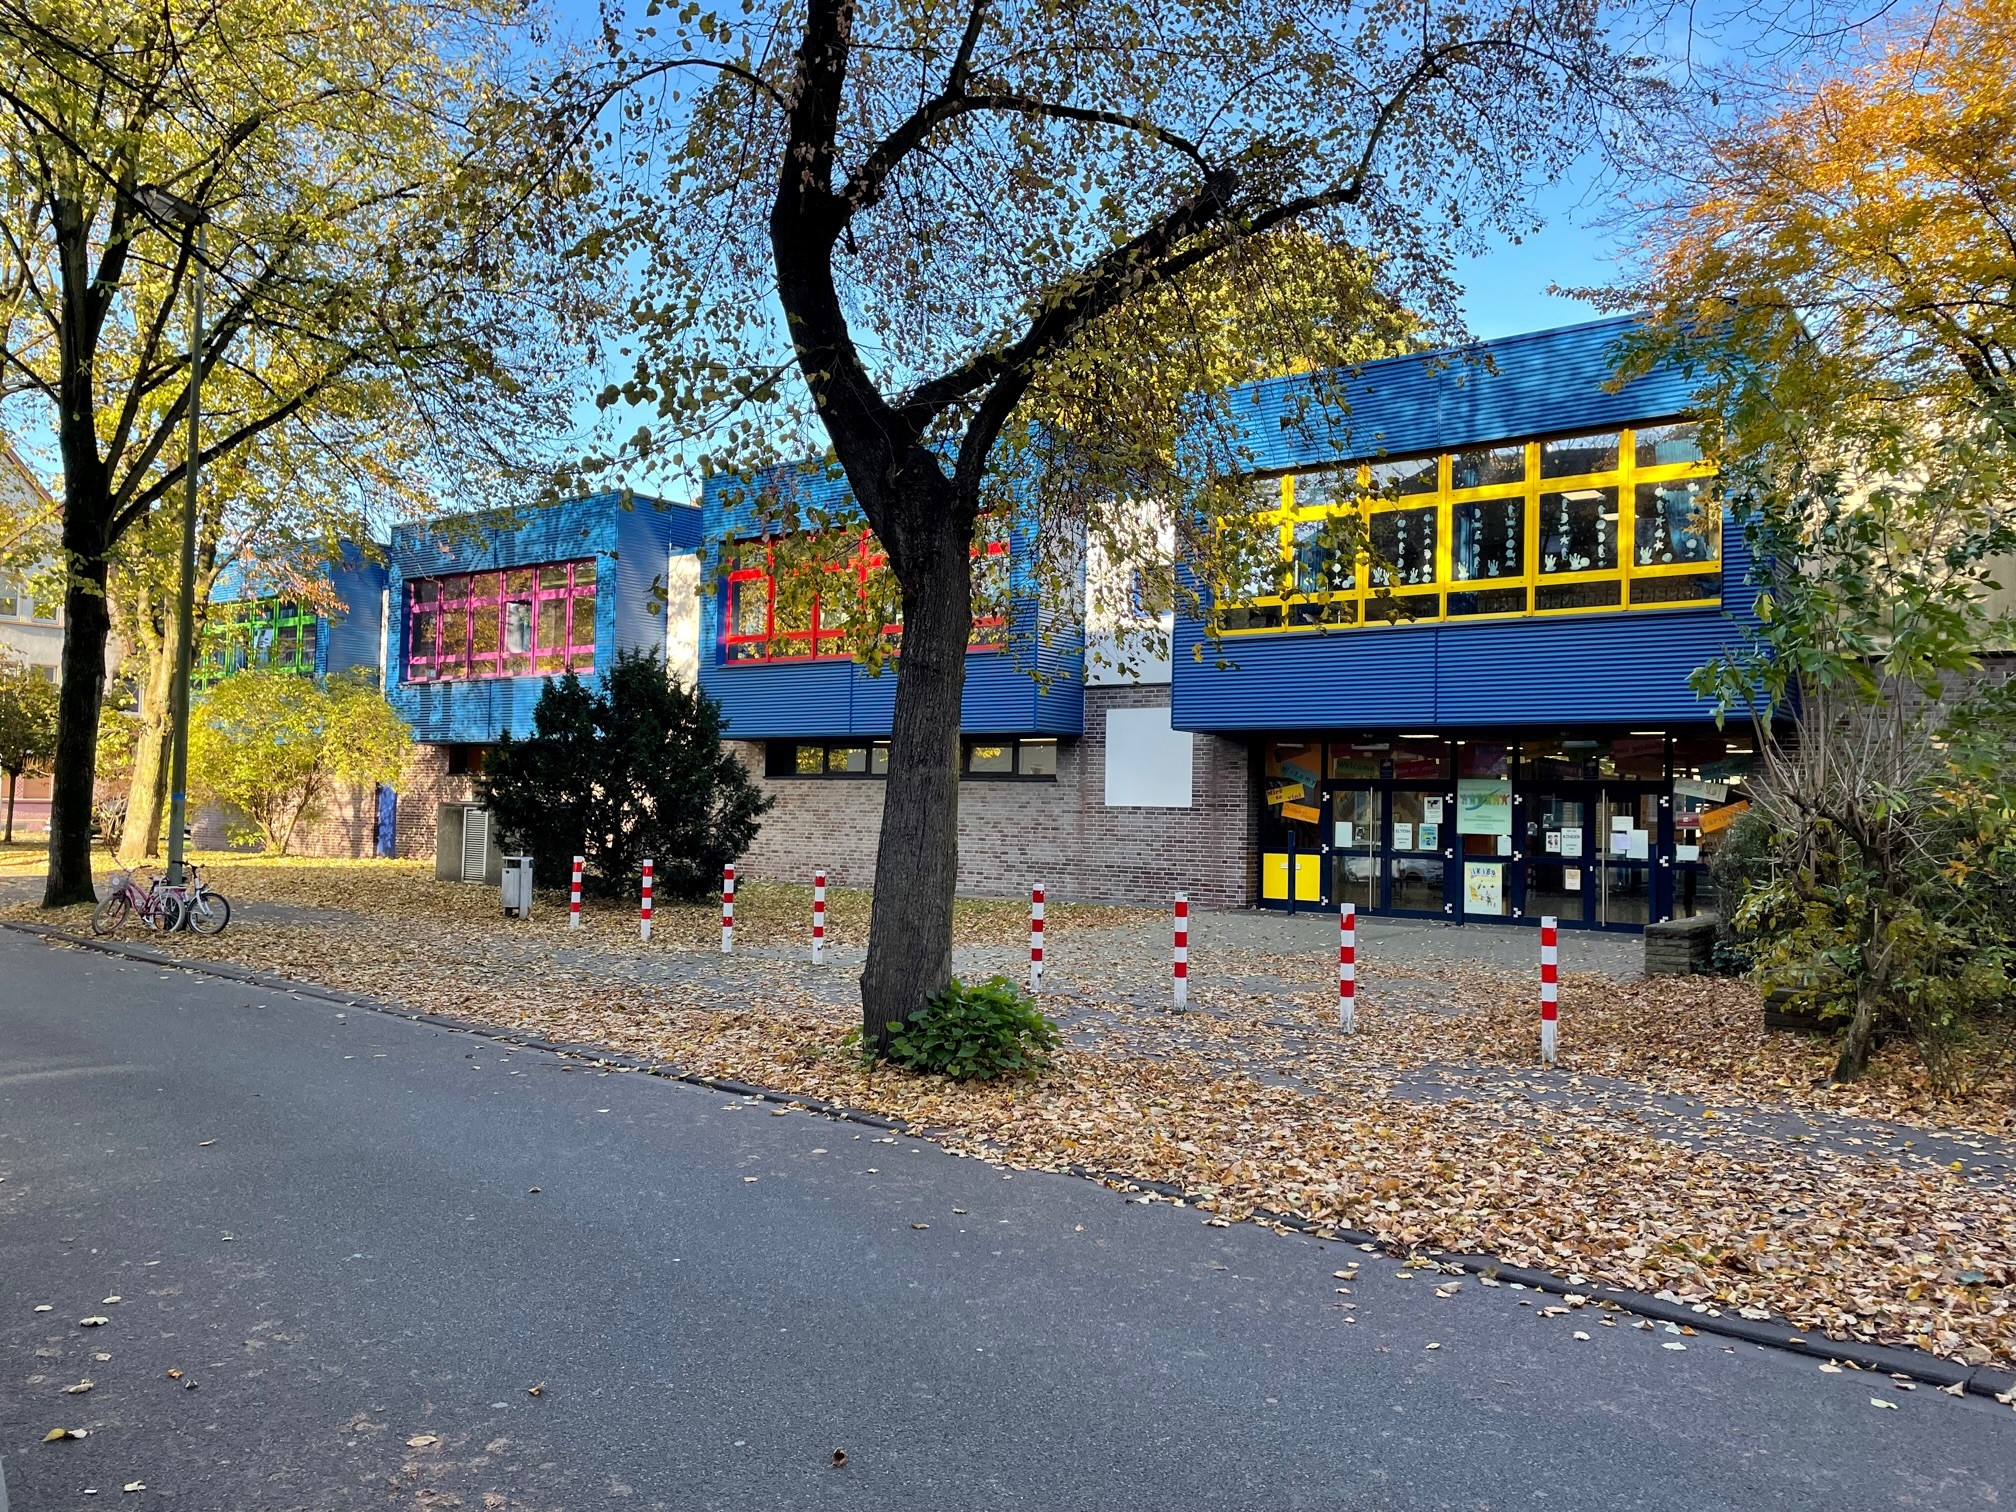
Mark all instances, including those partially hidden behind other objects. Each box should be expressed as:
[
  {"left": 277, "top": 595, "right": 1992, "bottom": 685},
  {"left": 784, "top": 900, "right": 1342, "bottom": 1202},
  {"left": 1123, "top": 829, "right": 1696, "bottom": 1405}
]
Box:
[
  {"left": 196, "top": 599, "right": 317, "bottom": 686},
  {"left": 724, "top": 529, "right": 1009, "bottom": 663},
  {"left": 1216, "top": 422, "right": 1718, "bottom": 633},
  {"left": 406, "top": 560, "right": 597, "bottom": 683}
]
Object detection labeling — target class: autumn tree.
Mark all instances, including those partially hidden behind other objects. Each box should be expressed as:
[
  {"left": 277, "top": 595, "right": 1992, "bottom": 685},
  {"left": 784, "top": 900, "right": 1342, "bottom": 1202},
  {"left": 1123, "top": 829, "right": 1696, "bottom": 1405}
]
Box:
[
  {"left": 1611, "top": 0, "right": 2016, "bottom": 1080},
  {"left": 109, "top": 433, "right": 385, "bottom": 864},
  {"left": 187, "top": 670, "right": 411, "bottom": 854},
  {"left": 0, "top": 0, "right": 607, "bottom": 908},
  {"left": 566, "top": 0, "right": 1658, "bottom": 1046},
  {"left": 0, "top": 653, "right": 58, "bottom": 842}
]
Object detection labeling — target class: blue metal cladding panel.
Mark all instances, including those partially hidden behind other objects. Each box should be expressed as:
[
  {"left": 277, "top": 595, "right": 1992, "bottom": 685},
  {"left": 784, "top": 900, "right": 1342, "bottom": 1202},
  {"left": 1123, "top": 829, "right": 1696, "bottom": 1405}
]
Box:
[
  {"left": 1213, "top": 315, "right": 1700, "bottom": 475},
  {"left": 322, "top": 546, "right": 387, "bottom": 679},
  {"left": 697, "top": 461, "right": 1085, "bottom": 739},
  {"left": 1172, "top": 509, "right": 1761, "bottom": 731},
  {"left": 384, "top": 492, "right": 682, "bottom": 745}
]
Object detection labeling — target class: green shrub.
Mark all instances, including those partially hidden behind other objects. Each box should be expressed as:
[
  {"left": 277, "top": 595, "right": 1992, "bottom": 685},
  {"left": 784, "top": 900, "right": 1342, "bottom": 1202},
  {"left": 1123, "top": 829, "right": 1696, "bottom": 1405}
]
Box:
[{"left": 882, "top": 976, "right": 1060, "bottom": 1081}]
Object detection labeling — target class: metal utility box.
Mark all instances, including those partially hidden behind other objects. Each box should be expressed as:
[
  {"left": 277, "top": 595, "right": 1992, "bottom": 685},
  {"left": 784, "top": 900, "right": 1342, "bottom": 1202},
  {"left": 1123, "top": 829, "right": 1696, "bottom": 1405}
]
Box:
[
  {"left": 434, "top": 803, "right": 502, "bottom": 884},
  {"left": 500, "top": 855, "right": 534, "bottom": 917}
]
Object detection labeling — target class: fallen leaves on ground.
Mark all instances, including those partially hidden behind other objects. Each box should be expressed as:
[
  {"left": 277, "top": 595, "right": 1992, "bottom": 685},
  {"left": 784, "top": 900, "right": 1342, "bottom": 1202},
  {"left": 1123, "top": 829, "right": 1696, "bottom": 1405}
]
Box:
[{"left": 6, "top": 855, "right": 2013, "bottom": 1368}]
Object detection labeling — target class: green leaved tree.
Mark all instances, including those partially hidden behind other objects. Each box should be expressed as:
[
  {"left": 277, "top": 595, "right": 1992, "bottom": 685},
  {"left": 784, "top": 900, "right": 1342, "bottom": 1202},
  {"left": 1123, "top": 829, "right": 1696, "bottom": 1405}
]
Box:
[
  {"left": 0, "top": 0, "right": 608, "bottom": 906},
  {"left": 562, "top": 0, "right": 1660, "bottom": 1045},
  {"left": 187, "top": 671, "right": 412, "bottom": 854},
  {"left": 0, "top": 654, "right": 58, "bottom": 842}
]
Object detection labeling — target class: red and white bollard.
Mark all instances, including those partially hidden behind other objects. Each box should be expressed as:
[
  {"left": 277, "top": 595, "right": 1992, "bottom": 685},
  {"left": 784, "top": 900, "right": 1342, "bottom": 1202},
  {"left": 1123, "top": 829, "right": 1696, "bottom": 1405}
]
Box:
[
  {"left": 1172, "top": 891, "right": 1189, "bottom": 1010},
  {"left": 1338, "top": 901, "right": 1357, "bottom": 1034},
  {"left": 1539, "top": 914, "right": 1559, "bottom": 1064},
  {"left": 1030, "top": 882, "right": 1045, "bottom": 994},
  {"left": 721, "top": 864, "right": 736, "bottom": 954},
  {"left": 569, "top": 855, "right": 584, "bottom": 930},
  {"left": 640, "top": 859, "right": 654, "bottom": 943},
  {"left": 812, "top": 870, "right": 826, "bottom": 965}
]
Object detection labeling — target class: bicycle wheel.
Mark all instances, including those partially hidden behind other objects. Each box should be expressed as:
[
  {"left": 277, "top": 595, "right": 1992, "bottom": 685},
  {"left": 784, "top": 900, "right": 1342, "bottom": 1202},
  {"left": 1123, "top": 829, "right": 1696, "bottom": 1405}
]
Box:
[
  {"left": 91, "top": 893, "right": 130, "bottom": 936},
  {"left": 148, "top": 893, "right": 186, "bottom": 934},
  {"left": 187, "top": 891, "right": 231, "bottom": 936}
]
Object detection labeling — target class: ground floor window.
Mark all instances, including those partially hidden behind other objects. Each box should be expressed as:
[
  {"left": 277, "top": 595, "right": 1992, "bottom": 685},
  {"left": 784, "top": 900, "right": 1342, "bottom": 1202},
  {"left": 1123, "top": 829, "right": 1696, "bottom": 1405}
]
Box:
[
  {"left": 1258, "top": 728, "right": 1755, "bottom": 929},
  {"left": 763, "top": 736, "right": 1061, "bottom": 780},
  {"left": 766, "top": 740, "right": 891, "bottom": 777}
]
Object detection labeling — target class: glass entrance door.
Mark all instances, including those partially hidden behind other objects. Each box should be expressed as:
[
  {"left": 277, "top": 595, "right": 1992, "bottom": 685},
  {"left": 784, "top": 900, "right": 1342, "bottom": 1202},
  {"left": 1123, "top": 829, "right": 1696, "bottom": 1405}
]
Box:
[
  {"left": 1521, "top": 787, "right": 1592, "bottom": 925},
  {"left": 1330, "top": 786, "right": 1382, "bottom": 911},
  {"left": 1387, "top": 787, "right": 1448, "bottom": 915},
  {"left": 1594, "top": 787, "right": 1659, "bottom": 928}
]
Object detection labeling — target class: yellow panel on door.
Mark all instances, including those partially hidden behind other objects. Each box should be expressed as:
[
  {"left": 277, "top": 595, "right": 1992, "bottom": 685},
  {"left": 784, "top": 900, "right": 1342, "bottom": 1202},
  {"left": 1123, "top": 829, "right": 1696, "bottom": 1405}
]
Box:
[
  {"left": 1295, "top": 854, "right": 1323, "bottom": 902},
  {"left": 1262, "top": 852, "right": 1289, "bottom": 900}
]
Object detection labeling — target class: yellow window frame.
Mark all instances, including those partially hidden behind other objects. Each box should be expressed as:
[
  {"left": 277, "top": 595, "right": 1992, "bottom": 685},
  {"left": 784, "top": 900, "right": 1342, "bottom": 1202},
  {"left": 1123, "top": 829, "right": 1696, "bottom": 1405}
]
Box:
[{"left": 1215, "top": 427, "right": 1721, "bottom": 633}]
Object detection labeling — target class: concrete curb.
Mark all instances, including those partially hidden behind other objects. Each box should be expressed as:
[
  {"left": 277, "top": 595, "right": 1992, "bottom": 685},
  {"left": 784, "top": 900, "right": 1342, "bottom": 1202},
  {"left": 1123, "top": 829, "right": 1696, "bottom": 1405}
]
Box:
[{"left": 9, "top": 917, "right": 2011, "bottom": 1401}]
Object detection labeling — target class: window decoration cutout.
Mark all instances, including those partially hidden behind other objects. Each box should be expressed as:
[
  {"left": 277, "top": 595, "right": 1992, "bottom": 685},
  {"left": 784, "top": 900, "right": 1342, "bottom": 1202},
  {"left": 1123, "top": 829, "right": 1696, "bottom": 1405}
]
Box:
[{"left": 405, "top": 559, "right": 596, "bottom": 683}]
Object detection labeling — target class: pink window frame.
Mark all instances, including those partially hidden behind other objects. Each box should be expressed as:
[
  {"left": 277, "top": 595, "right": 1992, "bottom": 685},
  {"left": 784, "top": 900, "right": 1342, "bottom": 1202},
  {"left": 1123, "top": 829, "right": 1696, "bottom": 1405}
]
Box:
[{"left": 404, "top": 559, "right": 599, "bottom": 684}]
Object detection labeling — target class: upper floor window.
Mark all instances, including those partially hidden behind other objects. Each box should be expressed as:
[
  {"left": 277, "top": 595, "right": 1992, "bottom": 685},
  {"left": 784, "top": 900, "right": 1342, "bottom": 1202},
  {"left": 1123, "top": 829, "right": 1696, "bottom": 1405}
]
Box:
[
  {"left": 723, "top": 529, "right": 1008, "bottom": 664},
  {"left": 406, "top": 559, "right": 597, "bottom": 683},
  {"left": 195, "top": 599, "right": 316, "bottom": 687},
  {"left": 1215, "top": 421, "right": 1719, "bottom": 634}
]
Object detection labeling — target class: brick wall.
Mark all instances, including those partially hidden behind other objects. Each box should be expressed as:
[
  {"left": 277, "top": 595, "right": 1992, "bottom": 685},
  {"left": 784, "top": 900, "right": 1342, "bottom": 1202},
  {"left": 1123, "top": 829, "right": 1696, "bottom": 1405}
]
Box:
[
  {"left": 190, "top": 783, "right": 377, "bottom": 858},
  {"left": 732, "top": 685, "right": 1255, "bottom": 907},
  {"left": 393, "top": 742, "right": 477, "bottom": 862}
]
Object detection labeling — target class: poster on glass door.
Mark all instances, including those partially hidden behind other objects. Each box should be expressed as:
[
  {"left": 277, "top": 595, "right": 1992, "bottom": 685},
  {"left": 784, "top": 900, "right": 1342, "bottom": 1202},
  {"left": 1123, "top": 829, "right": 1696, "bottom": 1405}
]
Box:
[{"left": 1463, "top": 861, "right": 1505, "bottom": 915}]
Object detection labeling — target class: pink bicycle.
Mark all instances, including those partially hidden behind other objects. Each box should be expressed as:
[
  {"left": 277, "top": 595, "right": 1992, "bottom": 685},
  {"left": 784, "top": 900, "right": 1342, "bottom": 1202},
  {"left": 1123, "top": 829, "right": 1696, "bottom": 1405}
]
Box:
[{"left": 91, "top": 870, "right": 187, "bottom": 936}]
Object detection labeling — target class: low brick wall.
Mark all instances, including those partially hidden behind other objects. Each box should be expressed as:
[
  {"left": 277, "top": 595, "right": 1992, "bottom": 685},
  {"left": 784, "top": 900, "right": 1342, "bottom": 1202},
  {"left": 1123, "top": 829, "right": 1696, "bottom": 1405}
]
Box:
[{"left": 733, "top": 686, "right": 1255, "bottom": 908}]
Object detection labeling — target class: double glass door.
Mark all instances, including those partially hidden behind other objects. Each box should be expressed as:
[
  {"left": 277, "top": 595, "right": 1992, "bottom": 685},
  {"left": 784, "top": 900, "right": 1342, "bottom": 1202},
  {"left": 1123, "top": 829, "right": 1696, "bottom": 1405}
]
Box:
[
  {"left": 1326, "top": 784, "right": 1452, "bottom": 917},
  {"left": 1520, "top": 784, "right": 1661, "bottom": 927}
]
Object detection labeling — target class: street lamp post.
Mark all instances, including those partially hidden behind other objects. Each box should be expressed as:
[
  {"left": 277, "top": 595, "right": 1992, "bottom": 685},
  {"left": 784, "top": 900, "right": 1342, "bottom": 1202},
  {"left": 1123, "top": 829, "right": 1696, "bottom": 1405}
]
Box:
[{"left": 136, "top": 186, "right": 207, "bottom": 891}]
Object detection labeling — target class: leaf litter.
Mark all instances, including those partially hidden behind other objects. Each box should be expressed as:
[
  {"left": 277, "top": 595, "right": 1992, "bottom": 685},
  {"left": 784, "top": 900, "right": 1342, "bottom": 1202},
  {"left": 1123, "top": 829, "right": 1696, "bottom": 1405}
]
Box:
[{"left": 9, "top": 857, "right": 2013, "bottom": 1368}]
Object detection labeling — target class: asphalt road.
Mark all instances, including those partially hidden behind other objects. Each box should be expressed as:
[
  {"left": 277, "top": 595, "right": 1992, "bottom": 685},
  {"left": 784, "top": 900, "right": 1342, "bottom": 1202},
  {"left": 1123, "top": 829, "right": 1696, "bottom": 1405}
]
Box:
[{"left": 1, "top": 927, "right": 2011, "bottom": 1511}]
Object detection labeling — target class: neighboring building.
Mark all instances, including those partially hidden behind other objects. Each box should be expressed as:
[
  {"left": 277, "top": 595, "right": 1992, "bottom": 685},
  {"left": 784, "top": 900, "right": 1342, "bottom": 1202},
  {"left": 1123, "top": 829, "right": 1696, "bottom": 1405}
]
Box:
[
  {"left": 0, "top": 439, "right": 62, "bottom": 835},
  {"left": 702, "top": 317, "right": 1760, "bottom": 930},
  {"left": 0, "top": 439, "right": 62, "bottom": 679}
]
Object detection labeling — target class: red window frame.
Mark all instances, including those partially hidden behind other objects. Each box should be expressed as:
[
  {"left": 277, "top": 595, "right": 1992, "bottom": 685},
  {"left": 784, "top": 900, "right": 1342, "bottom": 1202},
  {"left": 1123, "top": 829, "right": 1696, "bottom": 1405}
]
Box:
[
  {"left": 724, "top": 531, "right": 1010, "bottom": 664},
  {"left": 405, "top": 558, "right": 598, "bottom": 684}
]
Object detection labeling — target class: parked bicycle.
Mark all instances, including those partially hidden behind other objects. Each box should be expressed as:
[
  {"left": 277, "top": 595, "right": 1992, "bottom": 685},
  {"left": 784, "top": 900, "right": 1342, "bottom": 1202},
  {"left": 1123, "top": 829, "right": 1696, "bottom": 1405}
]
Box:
[
  {"left": 165, "top": 860, "right": 232, "bottom": 936},
  {"left": 91, "top": 870, "right": 186, "bottom": 936}
]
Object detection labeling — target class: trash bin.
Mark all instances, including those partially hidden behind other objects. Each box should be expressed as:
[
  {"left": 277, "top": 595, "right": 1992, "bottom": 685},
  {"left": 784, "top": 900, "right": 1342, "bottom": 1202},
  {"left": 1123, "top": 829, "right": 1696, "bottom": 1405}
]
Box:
[{"left": 501, "top": 855, "right": 534, "bottom": 918}]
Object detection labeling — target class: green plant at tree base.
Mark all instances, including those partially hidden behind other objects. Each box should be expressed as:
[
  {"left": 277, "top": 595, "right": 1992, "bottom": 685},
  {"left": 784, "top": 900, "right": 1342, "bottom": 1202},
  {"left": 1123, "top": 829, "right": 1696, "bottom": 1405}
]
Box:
[{"left": 873, "top": 977, "right": 1060, "bottom": 1082}]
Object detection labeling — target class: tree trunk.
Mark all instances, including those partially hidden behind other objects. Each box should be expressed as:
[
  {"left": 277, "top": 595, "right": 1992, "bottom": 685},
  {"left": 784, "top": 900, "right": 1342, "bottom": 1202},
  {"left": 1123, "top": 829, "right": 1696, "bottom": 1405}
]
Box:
[
  {"left": 1831, "top": 916, "right": 1892, "bottom": 1083},
  {"left": 4, "top": 768, "right": 16, "bottom": 843},
  {"left": 858, "top": 491, "right": 975, "bottom": 1049},
  {"left": 121, "top": 635, "right": 176, "bottom": 863},
  {"left": 43, "top": 549, "right": 113, "bottom": 907}
]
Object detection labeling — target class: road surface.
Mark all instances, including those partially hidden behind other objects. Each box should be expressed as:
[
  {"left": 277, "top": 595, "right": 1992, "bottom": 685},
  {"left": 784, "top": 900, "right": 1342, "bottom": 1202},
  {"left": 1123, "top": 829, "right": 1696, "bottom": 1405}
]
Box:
[{"left": 1, "top": 926, "right": 2009, "bottom": 1509}]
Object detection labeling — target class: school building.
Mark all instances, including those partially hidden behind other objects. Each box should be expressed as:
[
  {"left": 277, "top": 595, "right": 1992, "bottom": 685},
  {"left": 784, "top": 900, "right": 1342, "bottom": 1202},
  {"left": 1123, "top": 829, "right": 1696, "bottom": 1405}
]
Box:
[
  {"left": 217, "top": 315, "right": 1756, "bottom": 930},
  {"left": 703, "top": 316, "right": 1757, "bottom": 931}
]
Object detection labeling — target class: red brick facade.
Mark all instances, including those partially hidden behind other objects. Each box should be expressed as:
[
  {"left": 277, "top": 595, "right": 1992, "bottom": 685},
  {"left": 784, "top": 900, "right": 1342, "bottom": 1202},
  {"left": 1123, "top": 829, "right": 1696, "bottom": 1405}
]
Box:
[
  {"left": 391, "top": 742, "right": 478, "bottom": 861},
  {"left": 732, "top": 686, "right": 1256, "bottom": 907}
]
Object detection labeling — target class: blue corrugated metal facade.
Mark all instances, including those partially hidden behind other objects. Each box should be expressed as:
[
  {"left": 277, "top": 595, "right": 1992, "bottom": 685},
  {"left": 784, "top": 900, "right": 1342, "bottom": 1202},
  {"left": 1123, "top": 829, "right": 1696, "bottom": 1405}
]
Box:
[
  {"left": 383, "top": 492, "right": 700, "bottom": 744},
  {"left": 698, "top": 461, "right": 1084, "bottom": 739},
  {"left": 209, "top": 542, "right": 387, "bottom": 682}
]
